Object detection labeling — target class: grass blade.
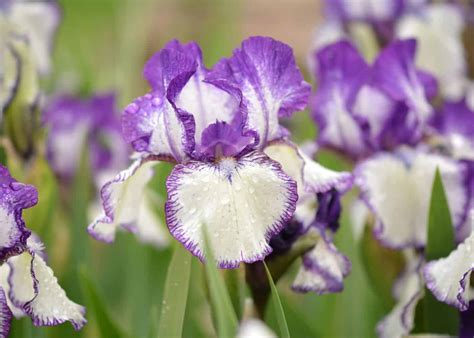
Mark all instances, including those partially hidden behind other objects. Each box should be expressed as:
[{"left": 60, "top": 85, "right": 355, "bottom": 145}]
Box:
[
  {"left": 263, "top": 262, "right": 290, "bottom": 338},
  {"left": 414, "top": 168, "right": 458, "bottom": 334},
  {"left": 157, "top": 243, "right": 192, "bottom": 338},
  {"left": 203, "top": 231, "right": 238, "bottom": 337}
]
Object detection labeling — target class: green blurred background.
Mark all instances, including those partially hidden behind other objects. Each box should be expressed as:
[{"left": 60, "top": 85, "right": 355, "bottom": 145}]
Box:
[{"left": 12, "top": 1, "right": 388, "bottom": 337}]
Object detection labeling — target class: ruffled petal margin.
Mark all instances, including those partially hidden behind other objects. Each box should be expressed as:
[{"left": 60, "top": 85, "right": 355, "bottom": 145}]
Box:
[{"left": 165, "top": 151, "right": 297, "bottom": 268}]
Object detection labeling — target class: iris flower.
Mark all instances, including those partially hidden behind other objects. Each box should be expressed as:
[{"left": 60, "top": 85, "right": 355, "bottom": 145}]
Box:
[
  {"left": 0, "top": 165, "right": 85, "bottom": 337},
  {"left": 89, "top": 37, "right": 352, "bottom": 268}
]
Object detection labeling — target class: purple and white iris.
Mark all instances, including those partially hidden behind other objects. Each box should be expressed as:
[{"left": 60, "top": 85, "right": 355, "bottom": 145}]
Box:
[
  {"left": 89, "top": 37, "right": 353, "bottom": 269},
  {"left": 0, "top": 0, "right": 59, "bottom": 114},
  {"left": 311, "top": 38, "right": 436, "bottom": 160},
  {"left": 0, "top": 165, "right": 86, "bottom": 337},
  {"left": 44, "top": 93, "right": 168, "bottom": 248}
]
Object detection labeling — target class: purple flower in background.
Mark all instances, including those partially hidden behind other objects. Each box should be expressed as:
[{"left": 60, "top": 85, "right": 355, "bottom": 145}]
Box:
[
  {"left": 311, "top": 39, "right": 436, "bottom": 160},
  {"left": 0, "top": 165, "right": 86, "bottom": 337},
  {"left": 0, "top": 0, "right": 60, "bottom": 114},
  {"left": 430, "top": 98, "right": 474, "bottom": 161},
  {"left": 324, "top": 0, "right": 425, "bottom": 42},
  {"left": 43, "top": 93, "right": 129, "bottom": 185},
  {"left": 89, "top": 37, "right": 353, "bottom": 268}
]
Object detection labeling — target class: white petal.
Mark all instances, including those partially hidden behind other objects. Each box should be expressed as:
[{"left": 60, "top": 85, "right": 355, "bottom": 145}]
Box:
[
  {"left": 355, "top": 151, "right": 466, "bottom": 248},
  {"left": 88, "top": 158, "right": 159, "bottom": 243},
  {"left": 396, "top": 3, "right": 466, "bottom": 100},
  {"left": 377, "top": 253, "right": 424, "bottom": 338},
  {"left": 264, "top": 142, "right": 353, "bottom": 196},
  {"left": 0, "top": 265, "right": 24, "bottom": 318},
  {"left": 10, "top": 1, "right": 60, "bottom": 75},
  {"left": 237, "top": 318, "right": 277, "bottom": 338},
  {"left": 292, "top": 233, "right": 351, "bottom": 294},
  {"left": 350, "top": 198, "right": 369, "bottom": 242},
  {"left": 424, "top": 229, "right": 474, "bottom": 311},
  {"left": 165, "top": 151, "right": 297, "bottom": 268},
  {"left": 8, "top": 251, "right": 86, "bottom": 329}
]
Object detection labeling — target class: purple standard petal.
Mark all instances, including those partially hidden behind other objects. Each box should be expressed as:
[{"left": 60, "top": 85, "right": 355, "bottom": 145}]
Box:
[
  {"left": 209, "top": 36, "right": 311, "bottom": 148},
  {"left": 354, "top": 150, "right": 467, "bottom": 249},
  {"left": 311, "top": 40, "right": 372, "bottom": 159},
  {"left": 424, "top": 229, "right": 474, "bottom": 311},
  {"left": 325, "top": 0, "right": 405, "bottom": 22},
  {"left": 0, "top": 165, "right": 37, "bottom": 262},
  {"left": 371, "top": 39, "right": 433, "bottom": 129},
  {"left": 165, "top": 151, "right": 297, "bottom": 268},
  {"left": 7, "top": 247, "right": 86, "bottom": 330},
  {"left": 430, "top": 99, "right": 474, "bottom": 161},
  {"left": 0, "top": 287, "right": 12, "bottom": 338},
  {"left": 199, "top": 121, "right": 254, "bottom": 160},
  {"left": 292, "top": 230, "right": 351, "bottom": 294}
]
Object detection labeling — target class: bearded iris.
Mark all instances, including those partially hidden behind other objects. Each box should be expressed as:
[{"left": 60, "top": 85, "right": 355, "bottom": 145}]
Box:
[
  {"left": 89, "top": 37, "right": 352, "bottom": 269},
  {"left": 0, "top": 165, "right": 85, "bottom": 337}
]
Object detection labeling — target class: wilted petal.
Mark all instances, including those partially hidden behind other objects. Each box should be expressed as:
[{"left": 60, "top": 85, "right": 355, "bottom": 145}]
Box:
[
  {"left": 209, "top": 36, "right": 311, "bottom": 147},
  {"left": 377, "top": 252, "right": 424, "bottom": 338},
  {"left": 165, "top": 151, "right": 297, "bottom": 268},
  {"left": 424, "top": 229, "right": 474, "bottom": 311},
  {"left": 8, "top": 250, "right": 86, "bottom": 329},
  {"left": 0, "top": 287, "right": 11, "bottom": 338},
  {"left": 311, "top": 41, "right": 371, "bottom": 158},
  {"left": 88, "top": 158, "right": 162, "bottom": 244},
  {"left": 292, "top": 232, "right": 351, "bottom": 294},
  {"left": 355, "top": 150, "right": 466, "bottom": 248},
  {"left": 0, "top": 165, "right": 37, "bottom": 261}
]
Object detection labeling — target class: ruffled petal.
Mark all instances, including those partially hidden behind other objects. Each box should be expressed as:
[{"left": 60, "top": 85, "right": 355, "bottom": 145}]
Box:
[
  {"left": 122, "top": 91, "right": 194, "bottom": 162},
  {"left": 355, "top": 150, "right": 467, "bottom": 248},
  {"left": 0, "top": 264, "right": 24, "bottom": 318},
  {"left": 292, "top": 232, "right": 351, "bottom": 294},
  {"left": 0, "top": 165, "right": 37, "bottom": 261},
  {"left": 0, "top": 287, "right": 12, "bottom": 338},
  {"left": 424, "top": 229, "right": 474, "bottom": 311},
  {"left": 9, "top": 0, "right": 60, "bottom": 75},
  {"left": 8, "top": 249, "right": 86, "bottom": 329},
  {"left": 209, "top": 36, "right": 311, "bottom": 147},
  {"left": 165, "top": 151, "right": 297, "bottom": 268},
  {"left": 372, "top": 39, "right": 433, "bottom": 123},
  {"left": 311, "top": 41, "right": 371, "bottom": 158},
  {"left": 88, "top": 158, "right": 166, "bottom": 247},
  {"left": 377, "top": 252, "right": 424, "bottom": 338},
  {"left": 264, "top": 142, "right": 353, "bottom": 196}
]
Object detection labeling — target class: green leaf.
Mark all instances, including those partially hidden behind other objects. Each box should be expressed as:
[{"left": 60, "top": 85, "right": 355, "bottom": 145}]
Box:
[
  {"left": 203, "top": 232, "right": 238, "bottom": 337},
  {"left": 79, "top": 266, "right": 127, "bottom": 338},
  {"left": 263, "top": 262, "right": 290, "bottom": 338},
  {"left": 426, "top": 169, "right": 456, "bottom": 261},
  {"left": 360, "top": 226, "right": 404, "bottom": 311},
  {"left": 157, "top": 243, "right": 192, "bottom": 338},
  {"left": 415, "top": 168, "right": 458, "bottom": 334}
]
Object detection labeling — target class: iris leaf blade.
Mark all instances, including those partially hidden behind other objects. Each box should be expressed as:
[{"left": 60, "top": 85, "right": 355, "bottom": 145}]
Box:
[
  {"left": 157, "top": 243, "right": 192, "bottom": 338},
  {"left": 263, "top": 262, "right": 290, "bottom": 338}
]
